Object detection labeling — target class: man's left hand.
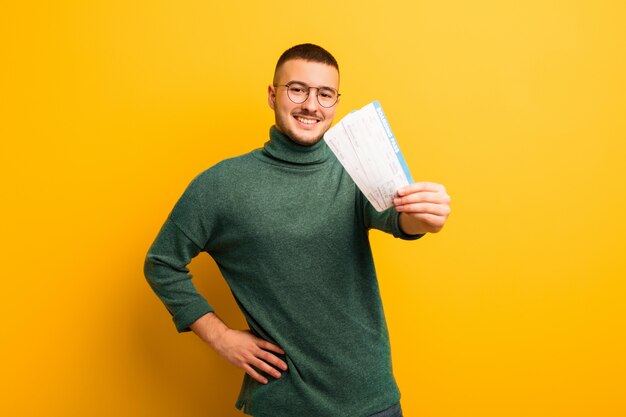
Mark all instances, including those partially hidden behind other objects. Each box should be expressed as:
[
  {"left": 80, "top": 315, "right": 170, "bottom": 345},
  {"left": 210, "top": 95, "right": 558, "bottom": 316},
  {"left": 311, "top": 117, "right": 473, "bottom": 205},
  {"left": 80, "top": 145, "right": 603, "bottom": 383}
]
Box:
[{"left": 393, "top": 182, "right": 451, "bottom": 235}]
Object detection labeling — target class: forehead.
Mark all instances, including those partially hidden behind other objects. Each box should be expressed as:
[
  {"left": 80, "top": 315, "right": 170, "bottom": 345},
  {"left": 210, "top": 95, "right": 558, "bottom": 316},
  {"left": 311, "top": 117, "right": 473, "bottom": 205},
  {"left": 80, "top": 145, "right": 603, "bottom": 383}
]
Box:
[{"left": 275, "top": 59, "right": 339, "bottom": 88}]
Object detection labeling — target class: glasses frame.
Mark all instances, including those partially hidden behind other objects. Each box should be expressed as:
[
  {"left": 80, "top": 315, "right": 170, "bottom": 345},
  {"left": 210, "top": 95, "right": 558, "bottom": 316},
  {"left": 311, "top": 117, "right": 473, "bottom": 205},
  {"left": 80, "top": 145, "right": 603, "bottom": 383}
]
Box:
[{"left": 274, "top": 81, "right": 341, "bottom": 108}]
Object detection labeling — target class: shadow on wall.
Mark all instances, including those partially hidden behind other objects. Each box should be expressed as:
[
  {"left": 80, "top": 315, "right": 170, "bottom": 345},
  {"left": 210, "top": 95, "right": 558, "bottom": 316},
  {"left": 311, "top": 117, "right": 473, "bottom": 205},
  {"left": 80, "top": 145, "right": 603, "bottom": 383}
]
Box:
[{"left": 135, "top": 253, "right": 249, "bottom": 416}]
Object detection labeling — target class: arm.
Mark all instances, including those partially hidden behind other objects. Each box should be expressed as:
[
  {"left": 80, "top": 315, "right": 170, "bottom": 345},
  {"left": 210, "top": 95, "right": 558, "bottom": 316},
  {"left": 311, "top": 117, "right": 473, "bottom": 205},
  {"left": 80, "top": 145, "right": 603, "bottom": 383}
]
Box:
[
  {"left": 190, "top": 312, "right": 288, "bottom": 385},
  {"left": 394, "top": 182, "right": 451, "bottom": 234},
  {"left": 144, "top": 219, "right": 287, "bottom": 384}
]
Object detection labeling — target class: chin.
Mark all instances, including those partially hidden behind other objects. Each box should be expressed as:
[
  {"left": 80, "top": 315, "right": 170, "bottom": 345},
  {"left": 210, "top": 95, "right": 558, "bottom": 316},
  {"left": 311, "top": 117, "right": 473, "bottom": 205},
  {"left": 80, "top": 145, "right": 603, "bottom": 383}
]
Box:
[
  {"left": 282, "top": 124, "right": 323, "bottom": 146},
  {"left": 290, "top": 132, "right": 324, "bottom": 146},
  {"left": 275, "top": 116, "right": 329, "bottom": 146}
]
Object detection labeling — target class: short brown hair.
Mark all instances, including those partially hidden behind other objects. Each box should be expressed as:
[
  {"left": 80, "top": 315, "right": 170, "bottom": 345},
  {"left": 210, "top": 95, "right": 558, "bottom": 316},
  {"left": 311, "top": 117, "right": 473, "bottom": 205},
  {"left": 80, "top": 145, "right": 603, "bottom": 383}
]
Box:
[{"left": 273, "top": 43, "right": 339, "bottom": 82}]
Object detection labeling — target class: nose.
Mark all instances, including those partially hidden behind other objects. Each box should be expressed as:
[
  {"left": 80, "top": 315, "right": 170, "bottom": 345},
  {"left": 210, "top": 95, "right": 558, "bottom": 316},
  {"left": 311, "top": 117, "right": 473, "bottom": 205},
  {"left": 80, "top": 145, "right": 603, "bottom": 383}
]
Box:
[{"left": 301, "top": 88, "right": 320, "bottom": 112}]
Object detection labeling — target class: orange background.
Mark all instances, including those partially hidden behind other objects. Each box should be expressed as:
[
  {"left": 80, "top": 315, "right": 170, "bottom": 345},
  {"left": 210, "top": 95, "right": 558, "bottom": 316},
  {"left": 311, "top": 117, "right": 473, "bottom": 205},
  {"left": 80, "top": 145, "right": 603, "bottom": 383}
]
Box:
[{"left": 1, "top": 1, "right": 625, "bottom": 416}]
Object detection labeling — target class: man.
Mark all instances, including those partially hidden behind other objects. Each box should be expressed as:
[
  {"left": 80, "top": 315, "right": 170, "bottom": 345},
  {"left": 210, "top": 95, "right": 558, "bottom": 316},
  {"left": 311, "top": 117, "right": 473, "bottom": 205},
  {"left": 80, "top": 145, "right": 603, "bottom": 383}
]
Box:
[{"left": 144, "top": 43, "right": 450, "bottom": 417}]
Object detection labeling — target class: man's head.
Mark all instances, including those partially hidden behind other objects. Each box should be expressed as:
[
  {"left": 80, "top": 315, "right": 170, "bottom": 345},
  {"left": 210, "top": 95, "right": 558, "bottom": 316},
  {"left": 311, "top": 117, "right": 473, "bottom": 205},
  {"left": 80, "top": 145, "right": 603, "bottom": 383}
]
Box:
[{"left": 268, "top": 44, "right": 340, "bottom": 146}]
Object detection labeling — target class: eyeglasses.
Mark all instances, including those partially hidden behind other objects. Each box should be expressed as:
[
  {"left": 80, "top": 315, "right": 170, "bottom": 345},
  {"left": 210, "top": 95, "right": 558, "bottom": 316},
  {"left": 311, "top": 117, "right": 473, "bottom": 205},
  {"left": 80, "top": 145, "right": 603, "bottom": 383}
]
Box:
[{"left": 274, "top": 81, "right": 340, "bottom": 108}]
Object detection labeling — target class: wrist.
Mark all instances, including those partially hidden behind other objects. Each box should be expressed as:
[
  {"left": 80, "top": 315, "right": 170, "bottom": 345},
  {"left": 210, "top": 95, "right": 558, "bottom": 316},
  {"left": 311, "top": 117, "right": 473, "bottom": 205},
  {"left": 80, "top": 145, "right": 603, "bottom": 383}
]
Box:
[
  {"left": 399, "top": 212, "right": 428, "bottom": 235},
  {"left": 191, "top": 312, "right": 229, "bottom": 348}
]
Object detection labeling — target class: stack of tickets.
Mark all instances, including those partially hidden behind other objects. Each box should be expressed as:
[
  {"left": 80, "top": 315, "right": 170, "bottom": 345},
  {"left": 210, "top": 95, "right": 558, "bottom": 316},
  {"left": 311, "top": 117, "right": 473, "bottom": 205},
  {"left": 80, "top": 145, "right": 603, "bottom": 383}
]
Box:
[{"left": 324, "top": 101, "right": 414, "bottom": 212}]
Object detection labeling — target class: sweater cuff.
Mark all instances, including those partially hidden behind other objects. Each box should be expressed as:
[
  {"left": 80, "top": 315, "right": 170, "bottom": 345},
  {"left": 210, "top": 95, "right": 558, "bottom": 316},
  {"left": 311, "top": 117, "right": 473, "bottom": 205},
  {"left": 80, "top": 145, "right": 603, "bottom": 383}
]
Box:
[
  {"left": 393, "top": 211, "right": 425, "bottom": 241},
  {"left": 173, "top": 299, "right": 215, "bottom": 333}
]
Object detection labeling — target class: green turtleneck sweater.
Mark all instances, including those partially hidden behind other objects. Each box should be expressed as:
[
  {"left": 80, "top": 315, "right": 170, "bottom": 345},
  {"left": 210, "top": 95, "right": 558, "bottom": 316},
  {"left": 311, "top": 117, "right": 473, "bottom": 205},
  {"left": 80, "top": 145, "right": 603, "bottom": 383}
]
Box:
[{"left": 144, "top": 126, "right": 423, "bottom": 417}]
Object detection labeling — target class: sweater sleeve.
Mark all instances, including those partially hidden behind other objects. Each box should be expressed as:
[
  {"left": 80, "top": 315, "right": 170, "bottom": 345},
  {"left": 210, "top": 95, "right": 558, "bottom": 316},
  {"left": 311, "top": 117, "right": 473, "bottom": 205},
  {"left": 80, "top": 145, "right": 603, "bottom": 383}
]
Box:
[
  {"left": 144, "top": 218, "right": 213, "bottom": 332},
  {"left": 144, "top": 172, "right": 218, "bottom": 333},
  {"left": 359, "top": 190, "right": 425, "bottom": 241}
]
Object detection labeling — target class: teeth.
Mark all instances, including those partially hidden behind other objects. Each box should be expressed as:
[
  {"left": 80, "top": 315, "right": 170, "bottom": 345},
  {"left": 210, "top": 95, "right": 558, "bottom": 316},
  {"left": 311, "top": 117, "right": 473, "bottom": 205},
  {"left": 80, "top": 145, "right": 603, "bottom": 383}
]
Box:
[{"left": 296, "top": 116, "right": 318, "bottom": 125}]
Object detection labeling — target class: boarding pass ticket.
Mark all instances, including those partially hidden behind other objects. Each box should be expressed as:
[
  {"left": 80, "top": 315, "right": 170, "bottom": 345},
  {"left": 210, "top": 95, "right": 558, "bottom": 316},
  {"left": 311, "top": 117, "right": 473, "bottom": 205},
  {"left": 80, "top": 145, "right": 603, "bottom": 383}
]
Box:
[{"left": 323, "top": 101, "right": 413, "bottom": 212}]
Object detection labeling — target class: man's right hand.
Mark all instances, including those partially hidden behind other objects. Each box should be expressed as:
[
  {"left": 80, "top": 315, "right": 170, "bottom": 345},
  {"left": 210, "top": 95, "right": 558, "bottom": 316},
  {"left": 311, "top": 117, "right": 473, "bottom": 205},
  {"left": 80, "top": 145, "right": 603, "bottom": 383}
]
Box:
[{"left": 190, "top": 312, "right": 288, "bottom": 385}]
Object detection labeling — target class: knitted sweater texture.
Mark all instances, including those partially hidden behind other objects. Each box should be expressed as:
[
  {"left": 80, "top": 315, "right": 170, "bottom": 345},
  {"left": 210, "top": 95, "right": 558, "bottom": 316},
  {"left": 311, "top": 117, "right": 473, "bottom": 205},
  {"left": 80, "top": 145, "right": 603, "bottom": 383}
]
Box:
[{"left": 144, "top": 126, "right": 422, "bottom": 417}]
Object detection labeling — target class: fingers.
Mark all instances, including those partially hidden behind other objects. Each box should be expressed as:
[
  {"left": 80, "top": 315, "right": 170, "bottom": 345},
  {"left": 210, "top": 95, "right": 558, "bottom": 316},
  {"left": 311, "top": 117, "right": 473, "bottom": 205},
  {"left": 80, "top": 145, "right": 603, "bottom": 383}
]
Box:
[
  {"left": 394, "top": 182, "right": 451, "bottom": 234},
  {"left": 254, "top": 336, "right": 288, "bottom": 370},
  {"left": 242, "top": 347, "right": 287, "bottom": 384},
  {"left": 215, "top": 329, "right": 288, "bottom": 385},
  {"left": 397, "top": 182, "right": 445, "bottom": 196},
  {"left": 250, "top": 356, "right": 282, "bottom": 379},
  {"left": 394, "top": 182, "right": 451, "bottom": 217},
  {"left": 394, "top": 191, "right": 448, "bottom": 206},
  {"left": 257, "top": 338, "right": 286, "bottom": 355},
  {"left": 257, "top": 348, "right": 288, "bottom": 371},
  {"left": 250, "top": 338, "right": 288, "bottom": 382},
  {"left": 235, "top": 349, "right": 286, "bottom": 385},
  {"left": 242, "top": 363, "right": 270, "bottom": 385},
  {"left": 245, "top": 335, "right": 288, "bottom": 384},
  {"left": 394, "top": 202, "right": 450, "bottom": 216}
]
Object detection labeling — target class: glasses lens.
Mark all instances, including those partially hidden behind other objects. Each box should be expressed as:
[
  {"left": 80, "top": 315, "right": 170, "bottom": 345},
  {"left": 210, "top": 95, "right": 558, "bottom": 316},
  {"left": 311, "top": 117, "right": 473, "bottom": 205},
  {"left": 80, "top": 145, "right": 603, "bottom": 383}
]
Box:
[
  {"left": 317, "top": 87, "right": 338, "bottom": 108},
  {"left": 286, "top": 82, "right": 309, "bottom": 104}
]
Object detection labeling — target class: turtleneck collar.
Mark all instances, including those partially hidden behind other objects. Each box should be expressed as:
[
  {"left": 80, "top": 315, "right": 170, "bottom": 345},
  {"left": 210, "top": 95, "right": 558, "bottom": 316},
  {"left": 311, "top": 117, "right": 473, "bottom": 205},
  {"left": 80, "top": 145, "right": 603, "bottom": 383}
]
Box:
[{"left": 262, "top": 126, "right": 330, "bottom": 166}]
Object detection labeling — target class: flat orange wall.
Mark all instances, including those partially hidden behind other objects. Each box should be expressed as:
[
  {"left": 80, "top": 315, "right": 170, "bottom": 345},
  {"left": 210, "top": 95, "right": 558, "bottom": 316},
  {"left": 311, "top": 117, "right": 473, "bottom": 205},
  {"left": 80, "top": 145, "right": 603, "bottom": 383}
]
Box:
[{"left": 2, "top": 1, "right": 625, "bottom": 416}]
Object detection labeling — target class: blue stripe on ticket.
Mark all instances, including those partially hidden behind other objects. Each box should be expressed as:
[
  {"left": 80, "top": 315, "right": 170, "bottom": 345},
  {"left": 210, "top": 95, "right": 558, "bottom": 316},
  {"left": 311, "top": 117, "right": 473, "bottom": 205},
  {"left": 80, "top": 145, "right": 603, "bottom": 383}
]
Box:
[{"left": 372, "top": 101, "right": 414, "bottom": 184}]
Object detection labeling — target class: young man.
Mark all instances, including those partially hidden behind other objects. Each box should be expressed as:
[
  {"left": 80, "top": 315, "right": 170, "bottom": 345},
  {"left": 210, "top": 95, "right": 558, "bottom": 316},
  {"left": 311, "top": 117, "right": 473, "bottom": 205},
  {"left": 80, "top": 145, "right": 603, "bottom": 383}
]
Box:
[{"left": 144, "top": 43, "right": 450, "bottom": 417}]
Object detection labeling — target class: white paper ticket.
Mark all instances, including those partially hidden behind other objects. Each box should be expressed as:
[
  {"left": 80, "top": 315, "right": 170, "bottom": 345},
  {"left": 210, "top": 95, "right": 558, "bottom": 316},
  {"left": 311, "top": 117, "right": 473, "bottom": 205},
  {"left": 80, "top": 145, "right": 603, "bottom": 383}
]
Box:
[{"left": 324, "top": 101, "right": 413, "bottom": 212}]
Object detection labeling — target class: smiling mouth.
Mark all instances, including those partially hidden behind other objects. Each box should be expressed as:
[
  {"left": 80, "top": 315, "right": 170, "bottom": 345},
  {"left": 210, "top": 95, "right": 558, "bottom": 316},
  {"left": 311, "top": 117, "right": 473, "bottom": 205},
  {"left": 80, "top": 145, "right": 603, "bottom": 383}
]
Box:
[{"left": 294, "top": 115, "right": 320, "bottom": 125}]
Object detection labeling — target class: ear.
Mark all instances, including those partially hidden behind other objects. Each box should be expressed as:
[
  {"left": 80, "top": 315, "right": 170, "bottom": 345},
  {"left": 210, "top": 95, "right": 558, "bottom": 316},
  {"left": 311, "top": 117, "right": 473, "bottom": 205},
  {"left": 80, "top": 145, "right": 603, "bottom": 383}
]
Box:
[{"left": 267, "top": 85, "right": 276, "bottom": 110}]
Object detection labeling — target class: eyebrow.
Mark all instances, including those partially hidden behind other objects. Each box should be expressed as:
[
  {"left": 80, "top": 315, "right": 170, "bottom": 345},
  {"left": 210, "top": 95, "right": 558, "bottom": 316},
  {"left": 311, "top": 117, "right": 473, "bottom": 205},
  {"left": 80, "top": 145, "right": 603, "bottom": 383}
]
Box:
[{"left": 289, "top": 80, "right": 338, "bottom": 91}]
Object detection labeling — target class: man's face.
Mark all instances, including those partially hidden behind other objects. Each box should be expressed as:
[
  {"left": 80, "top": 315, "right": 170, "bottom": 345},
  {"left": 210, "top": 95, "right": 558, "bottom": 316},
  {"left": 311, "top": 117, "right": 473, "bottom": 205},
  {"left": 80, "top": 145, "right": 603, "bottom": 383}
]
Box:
[{"left": 268, "top": 59, "right": 340, "bottom": 146}]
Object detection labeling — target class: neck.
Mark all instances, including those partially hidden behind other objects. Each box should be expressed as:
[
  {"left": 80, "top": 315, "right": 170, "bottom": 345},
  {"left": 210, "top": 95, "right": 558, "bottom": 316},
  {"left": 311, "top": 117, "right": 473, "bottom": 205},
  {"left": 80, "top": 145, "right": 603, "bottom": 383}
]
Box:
[{"left": 262, "top": 125, "right": 330, "bottom": 166}]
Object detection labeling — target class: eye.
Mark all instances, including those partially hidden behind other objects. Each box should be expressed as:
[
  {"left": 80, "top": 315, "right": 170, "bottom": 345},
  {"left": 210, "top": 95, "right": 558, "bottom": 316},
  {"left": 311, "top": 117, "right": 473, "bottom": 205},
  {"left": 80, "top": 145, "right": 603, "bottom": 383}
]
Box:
[
  {"left": 319, "top": 88, "right": 336, "bottom": 99},
  {"left": 288, "top": 83, "right": 308, "bottom": 95}
]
